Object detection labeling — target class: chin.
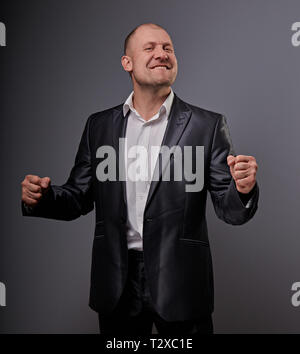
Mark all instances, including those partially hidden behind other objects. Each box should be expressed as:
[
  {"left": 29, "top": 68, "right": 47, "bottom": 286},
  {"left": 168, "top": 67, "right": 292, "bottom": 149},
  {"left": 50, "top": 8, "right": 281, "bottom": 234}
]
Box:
[
  {"left": 153, "top": 78, "right": 173, "bottom": 86},
  {"left": 135, "top": 76, "right": 173, "bottom": 88}
]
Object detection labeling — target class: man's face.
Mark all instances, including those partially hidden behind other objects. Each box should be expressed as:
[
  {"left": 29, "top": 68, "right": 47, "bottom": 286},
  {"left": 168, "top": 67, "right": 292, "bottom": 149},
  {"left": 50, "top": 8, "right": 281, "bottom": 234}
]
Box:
[{"left": 123, "top": 26, "right": 178, "bottom": 88}]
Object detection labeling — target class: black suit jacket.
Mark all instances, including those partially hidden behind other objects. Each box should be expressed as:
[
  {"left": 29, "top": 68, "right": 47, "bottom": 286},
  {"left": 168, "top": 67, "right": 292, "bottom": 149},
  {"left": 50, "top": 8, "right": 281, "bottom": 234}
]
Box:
[{"left": 22, "top": 93, "right": 259, "bottom": 321}]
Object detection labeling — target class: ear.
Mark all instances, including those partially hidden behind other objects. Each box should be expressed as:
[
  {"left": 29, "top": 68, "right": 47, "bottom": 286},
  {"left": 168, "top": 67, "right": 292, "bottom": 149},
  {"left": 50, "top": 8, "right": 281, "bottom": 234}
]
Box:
[{"left": 121, "top": 55, "right": 133, "bottom": 74}]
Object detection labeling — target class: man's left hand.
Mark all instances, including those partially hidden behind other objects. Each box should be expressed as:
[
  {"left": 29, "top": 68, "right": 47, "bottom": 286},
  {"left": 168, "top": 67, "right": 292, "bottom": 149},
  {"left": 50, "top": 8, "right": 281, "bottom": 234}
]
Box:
[{"left": 227, "top": 155, "right": 258, "bottom": 194}]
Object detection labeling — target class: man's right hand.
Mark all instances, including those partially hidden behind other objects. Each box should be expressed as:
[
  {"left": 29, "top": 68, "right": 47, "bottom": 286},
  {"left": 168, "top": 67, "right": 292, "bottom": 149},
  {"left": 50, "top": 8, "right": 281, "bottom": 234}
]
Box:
[{"left": 21, "top": 175, "right": 51, "bottom": 207}]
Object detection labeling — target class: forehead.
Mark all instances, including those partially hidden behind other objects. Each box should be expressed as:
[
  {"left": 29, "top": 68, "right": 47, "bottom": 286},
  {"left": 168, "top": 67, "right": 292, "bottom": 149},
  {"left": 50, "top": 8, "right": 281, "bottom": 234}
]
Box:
[{"left": 133, "top": 26, "right": 173, "bottom": 46}]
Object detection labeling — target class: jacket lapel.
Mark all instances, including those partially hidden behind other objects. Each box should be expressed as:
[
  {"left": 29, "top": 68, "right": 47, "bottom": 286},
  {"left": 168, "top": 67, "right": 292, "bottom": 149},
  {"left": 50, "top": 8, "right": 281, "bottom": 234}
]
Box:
[
  {"left": 144, "top": 94, "right": 192, "bottom": 211},
  {"left": 112, "top": 107, "right": 129, "bottom": 208}
]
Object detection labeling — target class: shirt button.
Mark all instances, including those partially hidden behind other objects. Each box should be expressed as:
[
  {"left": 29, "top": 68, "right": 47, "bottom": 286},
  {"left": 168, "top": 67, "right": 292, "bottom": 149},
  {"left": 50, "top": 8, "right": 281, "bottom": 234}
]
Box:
[{"left": 145, "top": 218, "right": 153, "bottom": 222}]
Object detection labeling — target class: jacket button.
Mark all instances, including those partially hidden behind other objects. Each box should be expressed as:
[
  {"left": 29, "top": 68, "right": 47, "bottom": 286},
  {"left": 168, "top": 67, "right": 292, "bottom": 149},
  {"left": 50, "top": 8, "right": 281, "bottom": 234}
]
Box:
[{"left": 145, "top": 218, "right": 153, "bottom": 222}]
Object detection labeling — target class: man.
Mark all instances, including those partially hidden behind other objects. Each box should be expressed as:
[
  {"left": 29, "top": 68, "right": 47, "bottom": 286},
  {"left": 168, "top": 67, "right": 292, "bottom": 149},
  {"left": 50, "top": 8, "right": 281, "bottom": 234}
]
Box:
[{"left": 21, "top": 23, "right": 259, "bottom": 334}]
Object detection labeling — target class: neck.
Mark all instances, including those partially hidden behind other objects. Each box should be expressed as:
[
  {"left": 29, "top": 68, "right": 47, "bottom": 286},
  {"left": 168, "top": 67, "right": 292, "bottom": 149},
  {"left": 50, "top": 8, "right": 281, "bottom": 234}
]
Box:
[{"left": 131, "top": 85, "right": 171, "bottom": 121}]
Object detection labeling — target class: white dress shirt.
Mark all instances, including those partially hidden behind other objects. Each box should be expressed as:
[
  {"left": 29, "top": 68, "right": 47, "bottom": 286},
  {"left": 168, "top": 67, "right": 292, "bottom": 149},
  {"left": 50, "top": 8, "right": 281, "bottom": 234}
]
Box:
[{"left": 122, "top": 89, "right": 174, "bottom": 251}]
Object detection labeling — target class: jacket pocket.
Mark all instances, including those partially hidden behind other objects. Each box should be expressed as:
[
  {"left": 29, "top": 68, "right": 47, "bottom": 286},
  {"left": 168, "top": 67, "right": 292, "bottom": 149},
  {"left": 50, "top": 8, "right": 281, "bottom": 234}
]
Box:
[
  {"left": 179, "top": 238, "right": 209, "bottom": 247},
  {"left": 94, "top": 220, "right": 105, "bottom": 238}
]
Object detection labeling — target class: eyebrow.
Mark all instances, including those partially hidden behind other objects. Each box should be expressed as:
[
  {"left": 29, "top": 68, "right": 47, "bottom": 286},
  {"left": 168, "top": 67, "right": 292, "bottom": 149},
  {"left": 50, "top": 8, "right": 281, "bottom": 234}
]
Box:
[{"left": 143, "top": 41, "right": 173, "bottom": 47}]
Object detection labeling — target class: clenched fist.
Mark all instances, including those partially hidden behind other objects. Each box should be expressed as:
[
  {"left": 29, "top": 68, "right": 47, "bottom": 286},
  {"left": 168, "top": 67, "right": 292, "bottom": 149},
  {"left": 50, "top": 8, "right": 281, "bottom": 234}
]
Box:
[
  {"left": 21, "top": 175, "right": 51, "bottom": 207},
  {"left": 227, "top": 155, "right": 258, "bottom": 194}
]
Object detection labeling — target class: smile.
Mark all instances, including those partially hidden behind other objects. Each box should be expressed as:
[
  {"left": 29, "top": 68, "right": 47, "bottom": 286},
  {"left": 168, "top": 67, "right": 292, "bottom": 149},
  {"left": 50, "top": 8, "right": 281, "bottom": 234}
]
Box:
[{"left": 150, "top": 65, "right": 170, "bottom": 70}]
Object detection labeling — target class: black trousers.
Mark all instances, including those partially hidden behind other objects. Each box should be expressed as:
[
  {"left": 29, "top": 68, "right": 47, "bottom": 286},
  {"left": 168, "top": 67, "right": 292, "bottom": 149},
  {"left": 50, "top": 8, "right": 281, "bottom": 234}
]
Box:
[{"left": 98, "top": 249, "right": 213, "bottom": 335}]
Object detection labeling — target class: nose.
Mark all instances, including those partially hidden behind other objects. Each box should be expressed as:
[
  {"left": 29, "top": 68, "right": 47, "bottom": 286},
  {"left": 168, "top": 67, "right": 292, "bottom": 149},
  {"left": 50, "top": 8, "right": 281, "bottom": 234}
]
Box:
[{"left": 153, "top": 46, "right": 168, "bottom": 60}]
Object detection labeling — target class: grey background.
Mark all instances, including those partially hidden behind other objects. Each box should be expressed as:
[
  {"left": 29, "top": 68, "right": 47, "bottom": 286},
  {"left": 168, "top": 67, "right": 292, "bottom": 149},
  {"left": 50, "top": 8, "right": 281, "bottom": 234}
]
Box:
[{"left": 0, "top": 0, "right": 299, "bottom": 333}]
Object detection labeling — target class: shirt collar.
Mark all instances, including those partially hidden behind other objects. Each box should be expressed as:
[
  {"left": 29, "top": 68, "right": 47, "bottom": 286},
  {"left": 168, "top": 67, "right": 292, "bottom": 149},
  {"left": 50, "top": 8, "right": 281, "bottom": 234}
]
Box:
[{"left": 122, "top": 88, "right": 174, "bottom": 120}]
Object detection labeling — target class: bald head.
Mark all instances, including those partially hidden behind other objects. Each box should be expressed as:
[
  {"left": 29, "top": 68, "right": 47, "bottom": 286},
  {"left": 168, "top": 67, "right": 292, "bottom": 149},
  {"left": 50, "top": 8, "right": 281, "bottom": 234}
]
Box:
[{"left": 124, "top": 23, "right": 169, "bottom": 55}]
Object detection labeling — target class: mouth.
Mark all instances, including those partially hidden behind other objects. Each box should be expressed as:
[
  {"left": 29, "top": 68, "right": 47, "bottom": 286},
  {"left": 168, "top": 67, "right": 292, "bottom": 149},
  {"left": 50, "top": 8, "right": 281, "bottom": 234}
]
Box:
[{"left": 149, "top": 64, "right": 171, "bottom": 70}]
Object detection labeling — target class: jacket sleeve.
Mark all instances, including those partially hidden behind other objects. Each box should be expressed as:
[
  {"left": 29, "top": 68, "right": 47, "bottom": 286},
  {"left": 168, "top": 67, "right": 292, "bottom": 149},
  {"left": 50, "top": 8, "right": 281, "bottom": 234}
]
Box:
[
  {"left": 208, "top": 115, "right": 259, "bottom": 225},
  {"left": 21, "top": 115, "right": 95, "bottom": 221}
]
